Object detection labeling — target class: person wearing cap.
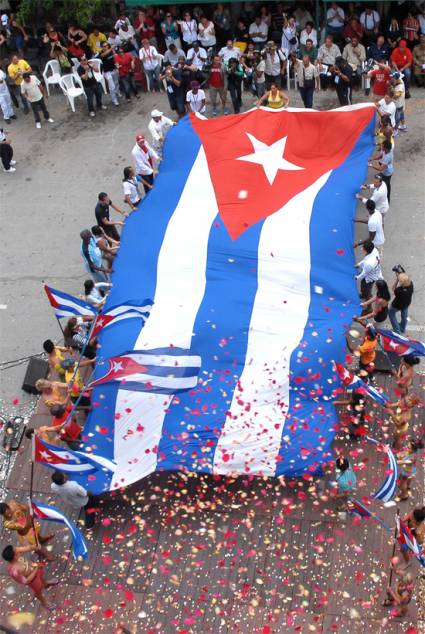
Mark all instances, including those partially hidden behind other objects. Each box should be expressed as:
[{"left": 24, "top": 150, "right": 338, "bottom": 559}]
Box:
[
  {"left": 0, "top": 68, "right": 15, "bottom": 124},
  {"left": 186, "top": 80, "right": 206, "bottom": 114},
  {"left": 148, "top": 110, "right": 174, "bottom": 152},
  {"left": 218, "top": 39, "right": 241, "bottom": 64},
  {"left": 391, "top": 40, "right": 413, "bottom": 98},
  {"left": 131, "top": 134, "right": 159, "bottom": 193},
  {"left": 0, "top": 128, "right": 16, "bottom": 173},
  {"left": 20, "top": 72, "right": 54, "bottom": 129},
  {"left": 356, "top": 173, "right": 389, "bottom": 218},
  {"left": 139, "top": 38, "right": 161, "bottom": 92}
]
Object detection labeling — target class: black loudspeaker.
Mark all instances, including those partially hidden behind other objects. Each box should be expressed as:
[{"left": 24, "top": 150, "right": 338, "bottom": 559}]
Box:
[
  {"left": 374, "top": 350, "right": 397, "bottom": 374},
  {"left": 21, "top": 357, "right": 49, "bottom": 394}
]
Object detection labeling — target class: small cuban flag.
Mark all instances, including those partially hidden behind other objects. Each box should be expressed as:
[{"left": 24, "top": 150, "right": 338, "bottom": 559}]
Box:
[
  {"left": 44, "top": 285, "right": 96, "bottom": 319},
  {"left": 30, "top": 500, "right": 88, "bottom": 559},
  {"left": 334, "top": 363, "right": 390, "bottom": 406},
  {"left": 376, "top": 328, "right": 425, "bottom": 357}
]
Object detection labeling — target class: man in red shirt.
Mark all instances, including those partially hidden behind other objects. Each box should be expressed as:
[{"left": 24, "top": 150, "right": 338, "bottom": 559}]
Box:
[
  {"left": 135, "top": 9, "right": 156, "bottom": 44},
  {"left": 114, "top": 45, "right": 139, "bottom": 101},
  {"left": 367, "top": 62, "right": 391, "bottom": 98},
  {"left": 391, "top": 39, "right": 413, "bottom": 97},
  {"left": 208, "top": 55, "right": 228, "bottom": 116},
  {"left": 34, "top": 404, "right": 82, "bottom": 450}
]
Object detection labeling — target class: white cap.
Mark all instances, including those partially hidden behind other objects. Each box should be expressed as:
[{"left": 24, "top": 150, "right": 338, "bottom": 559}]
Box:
[
  {"left": 151, "top": 109, "right": 163, "bottom": 118},
  {"left": 1, "top": 14, "right": 8, "bottom": 25}
]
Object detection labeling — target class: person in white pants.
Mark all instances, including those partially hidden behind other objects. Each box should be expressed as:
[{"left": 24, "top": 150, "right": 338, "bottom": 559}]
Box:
[
  {"left": 99, "top": 41, "right": 120, "bottom": 106},
  {"left": 148, "top": 109, "right": 174, "bottom": 152},
  {"left": 0, "top": 70, "right": 15, "bottom": 124}
]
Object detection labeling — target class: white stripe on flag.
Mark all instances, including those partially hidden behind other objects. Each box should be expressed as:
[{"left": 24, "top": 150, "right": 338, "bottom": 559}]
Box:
[
  {"left": 111, "top": 148, "right": 219, "bottom": 489},
  {"left": 106, "top": 304, "right": 152, "bottom": 317},
  {"left": 52, "top": 294, "right": 93, "bottom": 316},
  {"left": 114, "top": 373, "right": 197, "bottom": 389},
  {"left": 121, "top": 353, "right": 201, "bottom": 367},
  {"left": 213, "top": 172, "right": 331, "bottom": 476}
]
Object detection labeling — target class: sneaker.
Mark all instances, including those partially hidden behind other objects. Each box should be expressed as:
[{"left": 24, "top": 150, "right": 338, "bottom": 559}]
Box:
[
  {"left": 89, "top": 111, "right": 95, "bottom": 117},
  {"left": 36, "top": 122, "right": 41, "bottom": 128},
  {"left": 364, "top": 88, "right": 370, "bottom": 96},
  {"left": 113, "top": 102, "right": 119, "bottom": 107},
  {"left": 3, "top": 167, "right": 16, "bottom": 173},
  {"left": 10, "top": 160, "right": 16, "bottom": 166},
  {"left": 101, "top": 105, "right": 107, "bottom": 110},
  {"left": 47, "top": 118, "right": 54, "bottom": 123},
  {"left": 212, "top": 109, "right": 217, "bottom": 117},
  {"left": 10, "top": 114, "right": 17, "bottom": 119},
  {"left": 5, "top": 118, "right": 11, "bottom": 124},
  {"left": 399, "top": 124, "right": 407, "bottom": 131}
]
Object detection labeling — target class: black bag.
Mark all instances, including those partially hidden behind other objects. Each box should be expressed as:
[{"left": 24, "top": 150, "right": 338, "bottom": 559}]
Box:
[{"left": 289, "top": 36, "right": 297, "bottom": 45}]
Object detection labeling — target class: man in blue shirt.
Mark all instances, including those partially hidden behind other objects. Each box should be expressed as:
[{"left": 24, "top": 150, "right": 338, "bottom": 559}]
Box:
[
  {"left": 367, "top": 35, "right": 390, "bottom": 64},
  {"left": 80, "top": 229, "right": 111, "bottom": 283}
]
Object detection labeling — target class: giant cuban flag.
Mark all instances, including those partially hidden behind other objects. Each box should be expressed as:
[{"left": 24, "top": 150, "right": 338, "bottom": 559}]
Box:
[{"left": 76, "top": 106, "right": 376, "bottom": 494}]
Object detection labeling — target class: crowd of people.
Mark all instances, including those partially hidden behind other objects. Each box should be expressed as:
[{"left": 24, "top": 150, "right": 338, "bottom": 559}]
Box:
[
  {"left": 0, "top": 2, "right": 424, "bottom": 144},
  {"left": 0, "top": 0, "right": 423, "bottom": 620}
]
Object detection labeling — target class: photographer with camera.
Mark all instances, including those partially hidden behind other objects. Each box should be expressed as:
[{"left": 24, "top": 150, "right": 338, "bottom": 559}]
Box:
[{"left": 389, "top": 266, "right": 414, "bottom": 334}]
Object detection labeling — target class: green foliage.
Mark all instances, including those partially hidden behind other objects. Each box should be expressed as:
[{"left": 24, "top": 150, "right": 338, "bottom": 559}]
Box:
[{"left": 18, "top": 0, "right": 110, "bottom": 28}]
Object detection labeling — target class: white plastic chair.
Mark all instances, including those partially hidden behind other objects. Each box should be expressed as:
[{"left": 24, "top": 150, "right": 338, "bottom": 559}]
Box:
[
  {"left": 59, "top": 73, "right": 86, "bottom": 112},
  {"left": 145, "top": 53, "right": 164, "bottom": 91},
  {"left": 88, "top": 58, "right": 107, "bottom": 94},
  {"left": 42, "top": 59, "right": 62, "bottom": 96},
  {"left": 71, "top": 57, "right": 80, "bottom": 77}
]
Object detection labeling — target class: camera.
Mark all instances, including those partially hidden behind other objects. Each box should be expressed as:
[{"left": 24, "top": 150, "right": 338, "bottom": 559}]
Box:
[{"left": 392, "top": 264, "right": 405, "bottom": 274}]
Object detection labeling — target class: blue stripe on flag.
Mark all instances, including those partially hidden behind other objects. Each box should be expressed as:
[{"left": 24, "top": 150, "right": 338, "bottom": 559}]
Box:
[
  {"left": 276, "top": 116, "right": 375, "bottom": 475},
  {"left": 156, "top": 212, "right": 262, "bottom": 473}
]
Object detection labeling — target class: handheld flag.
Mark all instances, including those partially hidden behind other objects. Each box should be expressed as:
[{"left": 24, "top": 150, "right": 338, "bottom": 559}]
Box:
[
  {"left": 397, "top": 517, "right": 425, "bottom": 567},
  {"left": 90, "top": 347, "right": 201, "bottom": 394},
  {"left": 91, "top": 299, "right": 152, "bottom": 337},
  {"left": 367, "top": 436, "right": 398, "bottom": 503},
  {"left": 347, "top": 498, "right": 391, "bottom": 532},
  {"left": 33, "top": 434, "right": 116, "bottom": 474},
  {"left": 334, "top": 363, "right": 390, "bottom": 406},
  {"left": 376, "top": 328, "right": 425, "bottom": 357},
  {"left": 44, "top": 285, "right": 95, "bottom": 319},
  {"left": 31, "top": 500, "right": 88, "bottom": 559}
]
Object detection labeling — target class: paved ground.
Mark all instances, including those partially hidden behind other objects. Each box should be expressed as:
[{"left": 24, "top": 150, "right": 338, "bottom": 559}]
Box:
[{"left": 0, "top": 82, "right": 424, "bottom": 633}]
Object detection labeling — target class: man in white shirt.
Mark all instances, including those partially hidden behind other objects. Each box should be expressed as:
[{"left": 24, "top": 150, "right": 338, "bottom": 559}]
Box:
[
  {"left": 377, "top": 92, "right": 396, "bottom": 127},
  {"left": 326, "top": 3, "right": 345, "bottom": 40},
  {"left": 0, "top": 69, "right": 15, "bottom": 123},
  {"left": 186, "top": 80, "right": 206, "bottom": 114},
  {"left": 20, "top": 72, "right": 54, "bottom": 129},
  {"left": 186, "top": 41, "right": 207, "bottom": 70},
  {"left": 360, "top": 8, "right": 380, "bottom": 44},
  {"left": 264, "top": 42, "right": 286, "bottom": 87},
  {"left": 139, "top": 38, "right": 161, "bottom": 91},
  {"left": 317, "top": 36, "right": 341, "bottom": 89},
  {"left": 390, "top": 73, "right": 406, "bottom": 132},
  {"left": 249, "top": 16, "right": 268, "bottom": 51},
  {"left": 355, "top": 241, "right": 383, "bottom": 300},
  {"left": 354, "top": 199, "right": 385, "bottom": 256},
  {"left": 342, "top": 36, "right": 366, "bottom": 83},
  {"left": 164, "top": 43, "right": 185, "bottom": 66},
  {"left": 148, "top": 109, "right": 174, "bottom": 151},
  {"left": 131, "top": 134, "right": 159, "bottom": 192},
  {"left": 198, "top": 17, "right": 216, "bottom": 50},
  {"left": 219, "top": 40, "right": 241, "bottom": 63},
  {"left": 300, "top": 23, "right": 318, "bottom": 47},
  {"left": 356, "top": 173, "right": 389, "bottom": 216},
  {"left": 118, "top": 22, "right": 137, "bottom": 50},
  {"left": 51, "top": 471, "right": 95, "bottom": 528}
]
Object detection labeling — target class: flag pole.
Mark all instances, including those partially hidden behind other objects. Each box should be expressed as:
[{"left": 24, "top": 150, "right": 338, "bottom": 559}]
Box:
[
  {"left": 388, "top": 507, "right": 400, "bottom": 588},
  {"left": 28, "top": 434, "right": 40, "bottom": 550},
  {"left": 55, "top": 315, "right": 65, "bottom": 340}
]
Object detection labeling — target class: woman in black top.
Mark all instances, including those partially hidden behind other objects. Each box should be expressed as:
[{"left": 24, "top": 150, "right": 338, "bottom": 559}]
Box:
[{"left": 388, "top": 272, "right": 414, "bottom": 334}]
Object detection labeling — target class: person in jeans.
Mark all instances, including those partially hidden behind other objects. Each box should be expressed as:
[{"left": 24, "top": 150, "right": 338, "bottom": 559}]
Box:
[
  {"left": 355, "top": 240, "right": 382, "bottom": 301},
  {"left": 114, "top": 45, "right": 139, "bottom": 102},
  {"left": 77, "top": 55, "right": 106, "bottom": 117},
  {"left": 51, "top": 471, "right": 96, "bottom": 529},
  {"left": 389, "top": 272, "right": 414, "bottom": 334},
  {"left": 369, "top": 140, "right": 393, "bottom": 203},
  {"left": 292, "top": 53, "right": 319, "bottom": 108},
  {"left": 139, "top": 38, "right": 161, "bottom": 92},
  {"left": 20, "top": 73, "right": 54, "bottom": 129}
]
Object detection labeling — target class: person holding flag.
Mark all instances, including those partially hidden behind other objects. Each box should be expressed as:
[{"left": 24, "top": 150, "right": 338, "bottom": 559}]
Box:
[
  {"left": 0, "top": 500, "right": 53, "bottom": 560},
  {"left": 394, "top": 355, "right": 420, "bottom": 396},
  {"left": 399, "top": 506, "right": 425, "bottom": 564},
  {"left": 2, "top": 544, "right": 59, "bottom": 609},
  {"left": 382, "top": 567, "right": 414, "bottom": 617},
  {"left": 386, "top": 391, "right": 422, "bottom": 449}
]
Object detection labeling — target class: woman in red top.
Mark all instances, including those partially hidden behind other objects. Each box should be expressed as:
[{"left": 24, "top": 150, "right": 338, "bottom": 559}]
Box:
[
  {"left": 114, "top": 45, "right": 139, "bottom": 101},
  {"left": 391, "top": 40, "right": 413, "bottom": 96},
  {"left": 402, "top": 12, "right": 420, "bottom": 47}
]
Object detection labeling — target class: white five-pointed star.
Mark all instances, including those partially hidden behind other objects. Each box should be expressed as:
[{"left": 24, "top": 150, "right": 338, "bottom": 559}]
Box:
[
  {"left": 111, "top": 361, "right": 124, "bottom": 372},
  {"left": 39, "top": 450, "right": 52, "bottom": 461},
  {"left": 237, "top": 133, "right": 304, "bottom": 185}
]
